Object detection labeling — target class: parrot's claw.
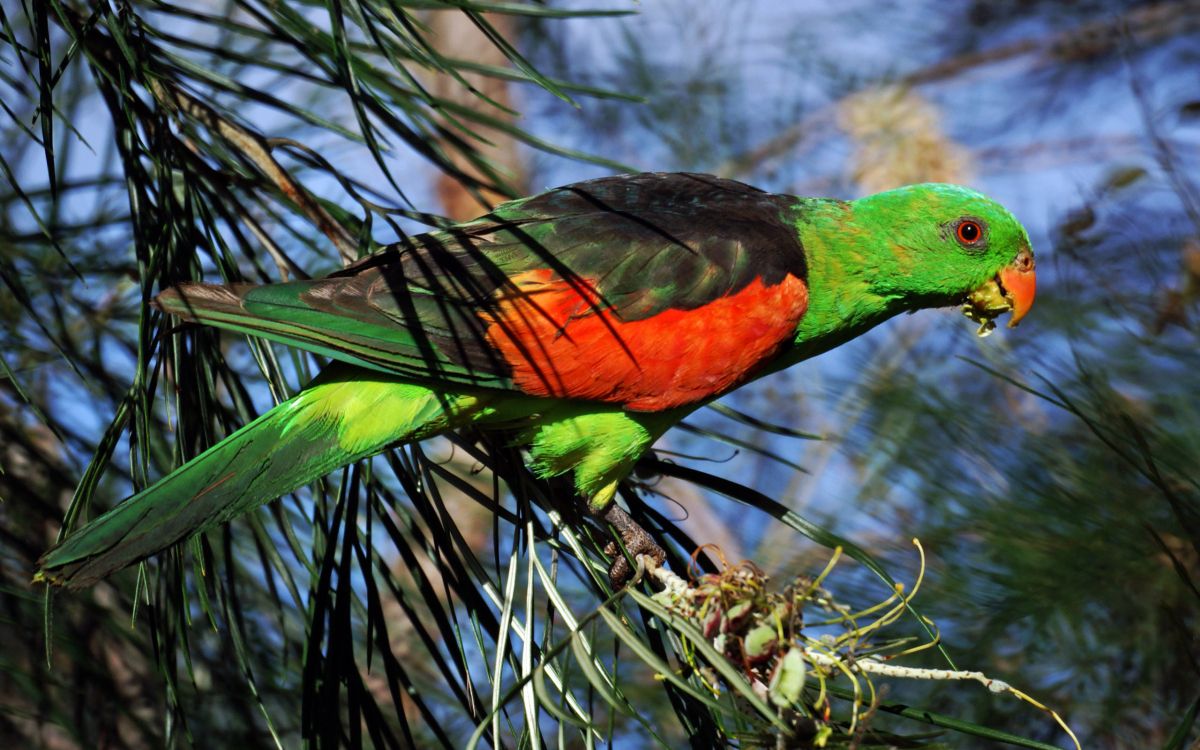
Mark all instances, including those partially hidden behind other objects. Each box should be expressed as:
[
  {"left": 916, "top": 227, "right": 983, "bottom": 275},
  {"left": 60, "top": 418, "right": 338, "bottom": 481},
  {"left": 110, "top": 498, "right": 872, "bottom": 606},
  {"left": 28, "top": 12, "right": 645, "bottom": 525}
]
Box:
[{"left": 598, "top": 503, "right": 666, "bottom": 587}]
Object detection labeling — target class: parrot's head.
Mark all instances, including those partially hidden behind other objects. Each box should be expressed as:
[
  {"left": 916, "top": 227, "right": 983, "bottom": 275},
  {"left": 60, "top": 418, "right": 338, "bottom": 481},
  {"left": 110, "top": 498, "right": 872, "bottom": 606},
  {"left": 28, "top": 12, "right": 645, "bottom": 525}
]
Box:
[{"left": 849, "top": 183, "right": 1036, "bottom": 336}]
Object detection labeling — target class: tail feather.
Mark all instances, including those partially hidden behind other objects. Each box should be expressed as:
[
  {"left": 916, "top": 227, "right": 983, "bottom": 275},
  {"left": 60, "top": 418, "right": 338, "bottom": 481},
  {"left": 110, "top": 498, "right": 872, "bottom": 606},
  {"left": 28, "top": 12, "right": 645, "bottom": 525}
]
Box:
[{"left": 37, "top": 368, "right": 487, "bottom": 588}]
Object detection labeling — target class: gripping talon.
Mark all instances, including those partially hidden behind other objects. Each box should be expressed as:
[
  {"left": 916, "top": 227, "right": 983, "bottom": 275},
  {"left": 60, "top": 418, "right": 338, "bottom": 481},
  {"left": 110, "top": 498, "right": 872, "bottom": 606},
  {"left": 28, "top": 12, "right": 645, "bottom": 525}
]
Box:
[{"left": 596, "top": 502, "right": 666, "bottom": 587}]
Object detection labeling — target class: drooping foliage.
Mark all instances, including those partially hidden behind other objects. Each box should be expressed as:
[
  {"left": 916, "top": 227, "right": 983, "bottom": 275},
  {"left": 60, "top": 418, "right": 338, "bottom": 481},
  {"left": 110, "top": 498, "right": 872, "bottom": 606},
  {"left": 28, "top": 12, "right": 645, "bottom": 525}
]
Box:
[{"left": 2, "top": 1, "right": 1197, "bottom": 749}]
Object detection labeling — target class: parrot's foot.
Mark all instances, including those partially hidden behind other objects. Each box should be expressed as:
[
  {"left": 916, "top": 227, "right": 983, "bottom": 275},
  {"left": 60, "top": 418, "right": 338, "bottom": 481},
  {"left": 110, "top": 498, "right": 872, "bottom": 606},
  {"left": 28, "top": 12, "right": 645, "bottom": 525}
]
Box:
[{"left": 597, "top": 503, "right": 666, "bottom": 588}]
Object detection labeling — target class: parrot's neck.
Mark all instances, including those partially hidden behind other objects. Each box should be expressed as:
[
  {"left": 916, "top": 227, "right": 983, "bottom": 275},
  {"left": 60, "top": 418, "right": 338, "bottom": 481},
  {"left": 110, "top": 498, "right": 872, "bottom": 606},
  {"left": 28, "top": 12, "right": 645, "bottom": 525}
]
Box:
[{"left": 777, "top": 198, "right": 909, "bottom": 367}]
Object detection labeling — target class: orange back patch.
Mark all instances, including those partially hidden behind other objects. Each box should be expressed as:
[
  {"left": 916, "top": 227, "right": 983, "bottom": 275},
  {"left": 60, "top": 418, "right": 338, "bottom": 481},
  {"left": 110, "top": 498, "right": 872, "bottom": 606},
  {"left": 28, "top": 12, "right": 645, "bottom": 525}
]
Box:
[{"left": 483, "top": 269, "right": 808, "bottom": 411}]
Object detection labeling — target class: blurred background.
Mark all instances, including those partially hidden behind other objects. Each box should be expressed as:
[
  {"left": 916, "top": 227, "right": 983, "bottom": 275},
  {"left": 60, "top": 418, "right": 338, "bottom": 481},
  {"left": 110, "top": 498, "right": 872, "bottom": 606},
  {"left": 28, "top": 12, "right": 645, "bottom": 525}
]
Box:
[{"left": 1, "top": 1, "right": 1198, "bottom": 748}]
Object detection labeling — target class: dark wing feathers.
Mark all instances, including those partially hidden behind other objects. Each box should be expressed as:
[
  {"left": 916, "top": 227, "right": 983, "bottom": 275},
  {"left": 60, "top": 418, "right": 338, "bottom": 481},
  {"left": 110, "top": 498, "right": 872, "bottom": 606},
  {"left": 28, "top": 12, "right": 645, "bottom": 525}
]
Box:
[
  {"left": 508, "top": 174, "right": 806, "bottom": 313},
  {"left": 158, "top": 172, "right": 808, "bottom": 391}
]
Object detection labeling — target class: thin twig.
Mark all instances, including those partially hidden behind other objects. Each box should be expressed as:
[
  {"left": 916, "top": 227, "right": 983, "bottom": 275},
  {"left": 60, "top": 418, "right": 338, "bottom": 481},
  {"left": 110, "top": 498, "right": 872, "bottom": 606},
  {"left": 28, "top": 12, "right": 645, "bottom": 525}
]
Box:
[
  {"left": 1122, "top": 34, "right": 1200, "bottom": 234},
  {"left": 147, "top": 80, "right": 359, "bottom": 265}
]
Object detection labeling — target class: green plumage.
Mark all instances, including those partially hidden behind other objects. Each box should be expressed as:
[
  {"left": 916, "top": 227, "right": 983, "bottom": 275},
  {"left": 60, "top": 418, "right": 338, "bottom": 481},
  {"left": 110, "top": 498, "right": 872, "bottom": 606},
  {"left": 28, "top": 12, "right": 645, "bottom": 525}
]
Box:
[
  {"left": 40, "top": 367, "right": 494, "bottom": 586},
  {"left": 38, "top": 173, "right": 1036, "bottom": 587},
  {"left": 150, "top": 173, "right": 807, "bottom": 392}
]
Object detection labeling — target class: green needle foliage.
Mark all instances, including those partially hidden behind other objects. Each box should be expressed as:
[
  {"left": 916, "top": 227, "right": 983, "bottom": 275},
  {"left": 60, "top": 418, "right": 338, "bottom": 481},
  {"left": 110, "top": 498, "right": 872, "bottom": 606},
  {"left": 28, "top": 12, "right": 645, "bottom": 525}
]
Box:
[{"left": 2, "top": 2, "right": 1195, "bottom": 749}]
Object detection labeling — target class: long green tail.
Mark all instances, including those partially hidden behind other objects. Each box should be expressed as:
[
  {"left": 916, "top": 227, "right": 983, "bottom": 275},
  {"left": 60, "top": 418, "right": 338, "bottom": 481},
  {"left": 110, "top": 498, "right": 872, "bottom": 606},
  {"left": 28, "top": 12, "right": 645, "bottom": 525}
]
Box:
[{"left": 37, "top": 366, "right": 490, "bottom": 588}]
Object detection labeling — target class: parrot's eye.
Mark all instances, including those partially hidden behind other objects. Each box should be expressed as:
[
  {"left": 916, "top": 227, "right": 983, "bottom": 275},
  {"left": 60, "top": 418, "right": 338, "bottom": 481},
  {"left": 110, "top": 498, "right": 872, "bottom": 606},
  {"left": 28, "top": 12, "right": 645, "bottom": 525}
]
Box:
[{"left": 954, "top": 219, "right": 985, "bottom": 247}]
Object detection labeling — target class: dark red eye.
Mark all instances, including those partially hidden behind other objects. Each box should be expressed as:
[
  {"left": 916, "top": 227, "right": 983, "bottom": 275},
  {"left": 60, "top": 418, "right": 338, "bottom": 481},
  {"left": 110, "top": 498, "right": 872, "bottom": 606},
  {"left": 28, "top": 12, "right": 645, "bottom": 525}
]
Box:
[{"left": 956, "top": 220, "right": 983, "bottom": 245}]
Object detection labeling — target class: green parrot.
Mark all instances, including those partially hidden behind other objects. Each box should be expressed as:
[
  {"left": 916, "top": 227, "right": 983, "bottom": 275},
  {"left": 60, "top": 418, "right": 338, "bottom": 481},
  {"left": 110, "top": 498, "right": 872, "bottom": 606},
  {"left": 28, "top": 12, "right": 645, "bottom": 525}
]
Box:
[{"left": 37, "top": 172, "right": 1036, "bottom": 588}]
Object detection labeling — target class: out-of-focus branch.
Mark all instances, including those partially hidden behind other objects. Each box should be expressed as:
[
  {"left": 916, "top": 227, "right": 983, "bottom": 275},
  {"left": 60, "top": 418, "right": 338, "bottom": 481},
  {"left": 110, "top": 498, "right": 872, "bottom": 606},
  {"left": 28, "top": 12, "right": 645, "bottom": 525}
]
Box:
[
  {"left": 719, "top": 0, "right": 1200, "bottom": 180},
  {"left": 977, "top": 134, "right": 1145, "bottom": 172},
  {"left": 425, "top": 11, "right": 527, "bottom": 218},
  {"left": 1124, "top": 46, "right": 1200, "bottom": 234}
]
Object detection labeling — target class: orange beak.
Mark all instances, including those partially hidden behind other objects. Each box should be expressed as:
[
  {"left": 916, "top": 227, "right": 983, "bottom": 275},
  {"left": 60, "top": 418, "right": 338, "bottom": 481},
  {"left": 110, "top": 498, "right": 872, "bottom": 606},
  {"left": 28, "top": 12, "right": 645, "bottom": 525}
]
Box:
[{"left": 998, "top": 247, "right": 1036, "bottom": 327}]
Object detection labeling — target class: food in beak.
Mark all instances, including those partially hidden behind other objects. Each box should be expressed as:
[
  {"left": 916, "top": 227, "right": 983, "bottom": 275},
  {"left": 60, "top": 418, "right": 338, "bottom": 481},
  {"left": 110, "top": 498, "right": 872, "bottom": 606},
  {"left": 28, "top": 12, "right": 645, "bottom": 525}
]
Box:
[{"left": 962, "top": 249, "right": 1036, "bottom": 337}]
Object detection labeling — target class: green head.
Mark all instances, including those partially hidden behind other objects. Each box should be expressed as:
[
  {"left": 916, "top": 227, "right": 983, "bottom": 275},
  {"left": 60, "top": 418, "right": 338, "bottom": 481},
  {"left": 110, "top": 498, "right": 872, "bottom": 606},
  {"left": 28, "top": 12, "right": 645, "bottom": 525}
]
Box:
[
  {"left": 793, "top": 183, "right": 1036, "bottom": 353},
  {"left": 850, "top": 183, "right": 1035, "bottom": 324}
]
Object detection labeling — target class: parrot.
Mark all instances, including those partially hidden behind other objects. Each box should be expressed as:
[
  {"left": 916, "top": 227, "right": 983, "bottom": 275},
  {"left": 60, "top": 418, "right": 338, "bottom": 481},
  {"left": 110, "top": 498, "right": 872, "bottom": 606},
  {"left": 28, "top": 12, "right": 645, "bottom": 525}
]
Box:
[{"left": 36, "top": 172, "right": 1036, "bottom": 588}]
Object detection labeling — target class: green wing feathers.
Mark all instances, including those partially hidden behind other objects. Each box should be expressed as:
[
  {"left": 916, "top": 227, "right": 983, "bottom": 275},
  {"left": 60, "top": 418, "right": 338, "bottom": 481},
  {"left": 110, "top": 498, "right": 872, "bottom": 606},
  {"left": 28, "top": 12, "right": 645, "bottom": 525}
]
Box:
[
  {"left": 37, "top": 368, "right": 487, "bottom": 588},
  {"left": 155, "top": 278, "right": 511, "bottom": 389},
  {"left": 154, "top": 173, "right": 809, "bottom": 396}
]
